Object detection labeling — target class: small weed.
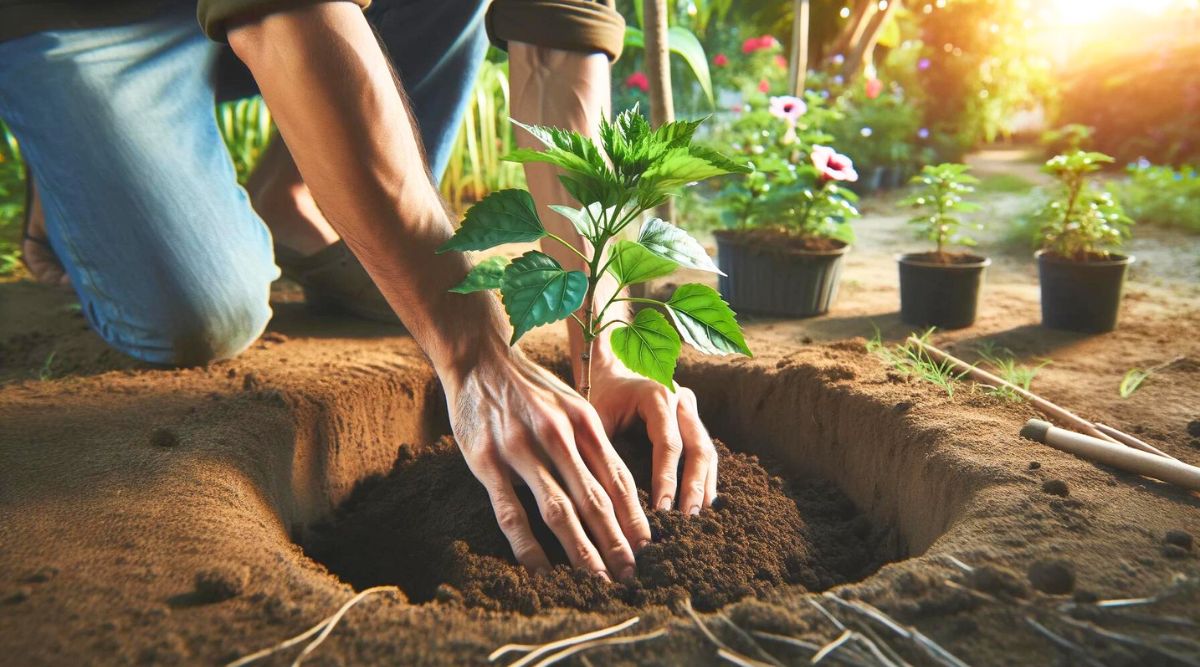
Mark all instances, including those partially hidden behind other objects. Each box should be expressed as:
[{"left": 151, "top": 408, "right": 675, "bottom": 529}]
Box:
[
  {"left": 867, "top": 327, "right": 966, "bottom": 397},
  {"left": 36, "top": 350, "right": 57, "bottom": 381},
  {"left": 1118, "top": 355, "right": 1184, "bottom": 398},
  {"left": 975, "top": 342, "right": 1050, "bottom": 402}
]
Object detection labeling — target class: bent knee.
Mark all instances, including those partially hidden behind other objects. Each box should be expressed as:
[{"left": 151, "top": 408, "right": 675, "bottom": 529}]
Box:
[{"left": 92, "top": 282, "right": 272, "bottom": 367}]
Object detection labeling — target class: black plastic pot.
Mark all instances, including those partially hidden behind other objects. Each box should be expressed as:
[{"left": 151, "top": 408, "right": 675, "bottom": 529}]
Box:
[
  {"left": 715, "top": 232, "right": 847, "bottom": 318},
  {"left": 1037, "top": 250, "right": 1134, "bottom": 333},
  {"left": 897, "top": 253, "right": 990, "bottom": 329}
]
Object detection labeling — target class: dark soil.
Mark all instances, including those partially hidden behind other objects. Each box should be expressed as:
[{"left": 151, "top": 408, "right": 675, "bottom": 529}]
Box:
[
  {"left": 715, "top": 228, "right": 847, "bottom": 254},
  {"left": 901, "top": 251, "right": 989, "bottom": 265},
  {"left": 305, "top": 435, "right": 884, "bottom": 614}
]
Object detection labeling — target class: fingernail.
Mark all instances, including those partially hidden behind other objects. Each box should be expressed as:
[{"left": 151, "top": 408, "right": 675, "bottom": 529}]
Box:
[
  {"left": 687, "top": 505, "right": 701, "bottom": 516},
  {"left": 636, "top": 539, "right": 651, "bottom": 551},
  {"left": 596, "top": 570, "right": 612, "bottom": 583},
  {"left": 657, "top": 497, "right": 673, "bottom": 511},
  {"left": 619, "top": 566, "right": 636, "bottom": 583}
]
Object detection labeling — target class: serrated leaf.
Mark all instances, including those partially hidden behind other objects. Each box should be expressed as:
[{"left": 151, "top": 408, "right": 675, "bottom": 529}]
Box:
[
  {"left": 637, "top": 217, "right": 723, "bottom": 274},
  {"left": 666, "top": 284, "right": 751, "bottom": 356},
  {"left": 499, "top": 251, "right": 587, "bottom": 344},
  {"left": 437, "top": 189, "right": 545, "bottom": 253},
  {"left": 641, "top": 147, "right": 736, "bottom": 190},
  {"left": 608, "top": 240, "right": 678, "bottom": 286},
  {"left": 450, "top": 256, "right": 509, "bottom": 294},
  {"left": 611, "top": 309, "right": 681, "bottom": 389}
]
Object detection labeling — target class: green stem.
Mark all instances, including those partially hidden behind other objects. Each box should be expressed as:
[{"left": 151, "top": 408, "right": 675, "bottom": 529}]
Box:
[{"left": 544, "top": 231, "right": 591, "bottom": 264}]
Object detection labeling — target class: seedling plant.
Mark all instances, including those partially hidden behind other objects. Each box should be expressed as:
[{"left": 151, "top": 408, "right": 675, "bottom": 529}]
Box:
[
  {"left": 899, "top": 163, "right": 982, "bottom": 259},
  {"left": 439, "top": 108, "right": 753, "bottom": 397},
  {"left": 866, "top": 327, "right": 965, "bottom": 397},
  {"left": 1034, "top": 151, "right": 1133, "bottom": 261},
  {"left": 975, "top": 342, "right": 1050, "bottom": 403}
]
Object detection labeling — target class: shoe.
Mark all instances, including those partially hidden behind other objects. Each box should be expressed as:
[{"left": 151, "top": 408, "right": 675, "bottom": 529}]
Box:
[{"left": 274, "top": 241, "right": 403, "bottom": 325}]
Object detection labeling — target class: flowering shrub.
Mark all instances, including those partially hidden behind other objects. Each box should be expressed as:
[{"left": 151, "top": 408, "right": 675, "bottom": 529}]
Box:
[
  {"left": 1115, "top": 162, "right": 1200, "bottom": 233},
  {"left": 1033, "top": 151, "right": 1133, "bottom": 260}
]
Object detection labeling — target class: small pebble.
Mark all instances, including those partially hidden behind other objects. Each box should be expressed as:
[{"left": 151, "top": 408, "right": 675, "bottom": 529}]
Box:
[
  {"left": 893, "top": 401, "right": 914, "bottom": 413},
  {"left": 1187, "top": 420, "right": 1200, "bottom": 438},
  {"left": 1164, "top": 529, "right": 1193, "bottom": 551},
  {"left": 149, "top": 428, "right": 178, "bottom": 449},
  {"left": 4, "top": 586, "right": 33, "bottom": 604},
  {"left": 242, "top": 373, "right": 260, "bottom": 391},
  {"left": 1162, "top": 545, "right": 1190, "bottom": 560},
  {"left": 1041, "top": 479, "right": 1069, "bottom": 497},
  {"left": 1028, "top": 461, "right": 1041, "bottom": 470},
  {"left": 1028, "top": 559, "right": 1075, "bottom": 595}
]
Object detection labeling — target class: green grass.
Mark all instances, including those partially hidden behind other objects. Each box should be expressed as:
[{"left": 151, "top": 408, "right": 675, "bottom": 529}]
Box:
[
  {"left": 974, "top": 342, "right": 1050, "bottom": 402},
  {"left": 867, "top": 327, "right": 966, "bottom": 397},
  {"left": 0, "top": 121, "right": 24, "bottom": 277}
]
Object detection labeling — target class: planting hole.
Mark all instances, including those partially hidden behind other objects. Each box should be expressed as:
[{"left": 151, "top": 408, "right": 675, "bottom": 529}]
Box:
[{"left": 300, "top": 355, "right": 967, "bottom": 614}]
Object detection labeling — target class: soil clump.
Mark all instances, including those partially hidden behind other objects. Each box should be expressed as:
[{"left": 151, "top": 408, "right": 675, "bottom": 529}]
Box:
[{"left": 306, "top": 436, "right": 883, "bottom": 613}]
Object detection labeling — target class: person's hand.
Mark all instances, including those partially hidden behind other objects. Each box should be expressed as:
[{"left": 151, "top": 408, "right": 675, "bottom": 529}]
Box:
[
  {"left": 586, "top": 349, "right": 717, "bottom": 516},
  {"left": 445, "top": 348, "right": 652, "bottom": 582}
]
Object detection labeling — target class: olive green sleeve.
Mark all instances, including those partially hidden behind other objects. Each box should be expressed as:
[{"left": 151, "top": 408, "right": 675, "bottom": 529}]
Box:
[
  {"left": 486, "top": 0, "right": 626, "bottom": 62},
  {"left": 197, "top": 0, "right": 371, "bottom": 42}
]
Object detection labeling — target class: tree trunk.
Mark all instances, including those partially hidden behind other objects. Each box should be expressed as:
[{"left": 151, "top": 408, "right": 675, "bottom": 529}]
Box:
[
  {"left": 643, "top": 0, "right": 674, "bottom": 239},
  {"left": 789, "top": 0, "right": 810, "bottom": 96},
  {"left": 826, "top": 0, "right": 874, "bottom": 64},
  {"left": 843, "top": 0, "right": 902, "bottom": 80}
]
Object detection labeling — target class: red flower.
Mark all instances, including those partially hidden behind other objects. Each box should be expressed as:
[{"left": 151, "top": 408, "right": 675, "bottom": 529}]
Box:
[
  {"left": 713, "top": 53, "right": 729, "bottom": 67},
  {"left": 810, "top": 145, "right": 858, "bottom": 183},
  {"left": 774, "top": 55, "right": 788, "bottom": 70},
  {"left": 742, "top": 35, "right": 779, "bottom": 54},
  {"left": 865, "top": 78, "right": 883, "bottom": 99},
  {"left": 758, "top": 79, "right": 770, "bottom": 93},
  {"left": 624, "top": 71, "right": 649, "bottom": 93}
]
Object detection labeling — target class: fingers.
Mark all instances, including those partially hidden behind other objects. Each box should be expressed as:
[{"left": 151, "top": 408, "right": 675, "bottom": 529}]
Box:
[
  {"left": 572, "top": 410, "right": 652, "bottom": 553},
  {"left": 532, "top": 417, "right": 638, "bottom": 582},
  {"left": 641, "top": 393, "right": 683, "bottom": 511},
  {"left": 520, "top": 466, "right": 616, "bottom": 581},
  {"left": 462, "top": 451, "right": 552, "bottom": 573},
  {"left": 675, "top": 387, "right": 716, "bottom": 515}
]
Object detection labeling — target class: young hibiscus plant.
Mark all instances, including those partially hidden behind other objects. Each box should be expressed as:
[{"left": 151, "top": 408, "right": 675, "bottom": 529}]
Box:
[{"left": 438, "top": 108, "right": 754, "bottom": 397}]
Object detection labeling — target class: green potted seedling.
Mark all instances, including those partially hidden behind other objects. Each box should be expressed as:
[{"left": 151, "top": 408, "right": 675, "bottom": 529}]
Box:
[
  {"left": 1033, "top": 150, "right": 1134, "bottom": 333},
  {"left": 896, "top": 163, "right": 990, "bottom": 329},
  {"left": 439, "top": 109, "right": 753, "bottom": 395}
]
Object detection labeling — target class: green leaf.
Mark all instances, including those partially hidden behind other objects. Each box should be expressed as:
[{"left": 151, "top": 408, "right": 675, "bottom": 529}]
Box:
[
  {"left": 548, "top": 203, "right": 600, "bottom": 239},
  {"left": 437, "top": 189, "right": 545, "bottom": 253},
  {"left": 608, "top": 240, "right": 678, "bottom": 286},
  {"left": 666, "top": 284, "right": 751, "bottom": 356},
  {"left": 450, "top": 256, "right": 509, "bottom": 294},
  {"left": 611, "top": 309, "right": 681, "bottom": 389},
  {"left": 499, "top": 251, "right": 587, "bottom": 345},
  {"left": 623, "top": 27, "right": 715, "bottom": 107},
  {"left": 641, "top": 147, "right": 739, "bottom": 191},
  {"left": 638, "top": 217, "right": 723, "bottom": 274}
]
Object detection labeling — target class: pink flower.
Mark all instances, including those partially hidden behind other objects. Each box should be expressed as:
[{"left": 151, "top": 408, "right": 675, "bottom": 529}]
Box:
[
  {"left": 769, "top": 95, "right": 807, "bottom": 123},
  {"left": 774, "top": 55, "right": 788, "bottom": 69},
  {"left": 713, "top": 53, "right": 729, "bottom": 67},
  {"left": 742, "top": 35, "right": 779, "bottom": 54},
  {"left": 865, "top": 78, "right": 883, "bottom": 99},
  {"left": 811, "top": 145, "right": 858, "bottom": 183},
  {"left": 624, "top": 71, "right": 649, "bottom": 93},
  {"left": 758, "top": 79, "right": 770, "bottom": 93}
]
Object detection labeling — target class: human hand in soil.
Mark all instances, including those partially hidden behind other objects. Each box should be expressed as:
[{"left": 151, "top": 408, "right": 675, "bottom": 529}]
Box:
[
  {"left": 445, "top": 347, "right": 652, "bottom": 582},
  {"left": 587, "top": 350, "right": 717, "bottom": 515}
]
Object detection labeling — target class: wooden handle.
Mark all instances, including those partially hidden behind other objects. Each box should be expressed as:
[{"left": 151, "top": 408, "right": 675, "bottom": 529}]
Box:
[{"left": 1022, "top": 420, "right": 1200, "bottom": 492}]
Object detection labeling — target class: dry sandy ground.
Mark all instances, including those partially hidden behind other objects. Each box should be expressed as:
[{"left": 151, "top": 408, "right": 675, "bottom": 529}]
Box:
[{"left": 1, "top": 151, "right": 1198, "bottom": 666}]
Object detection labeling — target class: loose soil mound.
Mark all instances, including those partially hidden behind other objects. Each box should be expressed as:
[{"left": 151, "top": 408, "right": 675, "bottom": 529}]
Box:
[{"left": 306, "top": 436, "right": 883, "bottom": 613}]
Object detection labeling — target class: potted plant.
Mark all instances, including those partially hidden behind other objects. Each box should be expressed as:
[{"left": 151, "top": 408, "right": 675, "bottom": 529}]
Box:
[
  {"left": 896, "top": 163, "right": 989, "bottom": 329},
  {"left": 1032, "top": 150, "right": 1134, "bottom": 333},
  {"left": 439, "top": 108, "right": 752, "bottom": 394},
  {"left": 711, "top": 95, "right": 861, "bottom": 317}
]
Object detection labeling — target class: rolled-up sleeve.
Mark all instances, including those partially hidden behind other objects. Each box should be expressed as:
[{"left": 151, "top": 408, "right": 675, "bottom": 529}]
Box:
[
  {"left": 198, "top": 0, "right": 371, "bottom": 41},
  {"left": 487, "top": 0, "right": 626, "bottom": 62}
]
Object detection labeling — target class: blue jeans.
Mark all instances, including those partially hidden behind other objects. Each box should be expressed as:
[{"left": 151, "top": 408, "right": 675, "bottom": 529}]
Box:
[{"left": 0, "top": 0, "right": 488, "bottom": 365}]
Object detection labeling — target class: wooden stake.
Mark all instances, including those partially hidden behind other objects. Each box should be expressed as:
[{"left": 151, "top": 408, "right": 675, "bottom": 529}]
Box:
[{"left": 1021, "top": 420, "right": 1200, "bottom": 492}]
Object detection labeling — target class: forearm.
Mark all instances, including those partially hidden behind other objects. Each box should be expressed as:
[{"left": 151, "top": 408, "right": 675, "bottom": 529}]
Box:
[
  {"left": 508, "top": 42, "right": 625, "bottom": 378},
  {"left": 228, "top": 3, "right": 511, "bottom": 391}
]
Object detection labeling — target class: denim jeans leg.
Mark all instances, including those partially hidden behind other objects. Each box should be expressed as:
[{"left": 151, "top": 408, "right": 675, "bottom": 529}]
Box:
[
  {"left": 0, "top": 9, "right": 278, "bottom": 366},
  {"left": 366, "top": 0, "right": 491, "bottom": 182}
]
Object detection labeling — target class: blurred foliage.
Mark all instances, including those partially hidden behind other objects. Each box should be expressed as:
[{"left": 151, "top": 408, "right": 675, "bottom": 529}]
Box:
[
  {"left": 0, "top": 121, "right": 23, "bottom": 276},
  {"left": 215, "top": 96, "right": 273, "bottom": 184},
  {"left": 1115, "top": 162, "right": 1200, "bottom": 233},
  {"left": 1055, "top": 14, "right": 1200, "bottom": 166},
  {"left": 441, "top": 56, "right": 525, "bottom": 212}
]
